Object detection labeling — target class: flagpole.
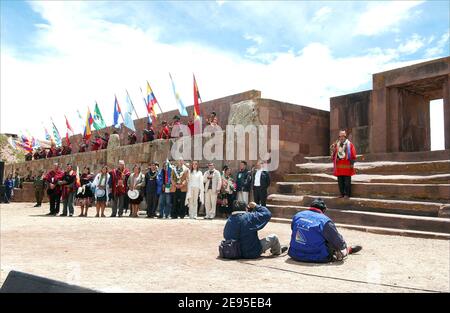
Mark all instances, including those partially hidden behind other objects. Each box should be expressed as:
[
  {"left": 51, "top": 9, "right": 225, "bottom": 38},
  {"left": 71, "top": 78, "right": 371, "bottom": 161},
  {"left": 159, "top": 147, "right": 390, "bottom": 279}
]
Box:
[
  {"left": 114, "top": 94, "right": 125, "bottom": 122},
  {"left": 139, "top": 87, "right": 152, "bottom": 123},
  {"left": 126, "top": 89, "right": 140, "bottom": 119},
  {"left": 147, "top": 81, "right": 164, "bottom": 114}
]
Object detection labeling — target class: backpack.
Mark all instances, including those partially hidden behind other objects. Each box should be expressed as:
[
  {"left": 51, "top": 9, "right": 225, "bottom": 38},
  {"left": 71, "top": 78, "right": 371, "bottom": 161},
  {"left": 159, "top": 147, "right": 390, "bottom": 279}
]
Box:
[
  {"left": 219, "top": 239, "right": 241, "bottom": 259},
  {"left": 219, "top": 219, "right": 241, "bottom": 259}
]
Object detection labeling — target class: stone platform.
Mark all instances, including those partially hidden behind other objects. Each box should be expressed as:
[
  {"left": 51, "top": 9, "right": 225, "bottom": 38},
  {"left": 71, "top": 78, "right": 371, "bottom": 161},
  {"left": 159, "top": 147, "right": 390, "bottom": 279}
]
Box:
[{"left": 268, "top": 155, "right": 450, "bottom": 239}]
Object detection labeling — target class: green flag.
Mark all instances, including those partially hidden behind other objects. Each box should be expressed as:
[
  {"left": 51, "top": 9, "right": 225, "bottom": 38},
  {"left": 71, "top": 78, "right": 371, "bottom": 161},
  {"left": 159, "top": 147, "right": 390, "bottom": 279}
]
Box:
[{"left": 93, "top": 102, "right": 107, "bottom": 130}]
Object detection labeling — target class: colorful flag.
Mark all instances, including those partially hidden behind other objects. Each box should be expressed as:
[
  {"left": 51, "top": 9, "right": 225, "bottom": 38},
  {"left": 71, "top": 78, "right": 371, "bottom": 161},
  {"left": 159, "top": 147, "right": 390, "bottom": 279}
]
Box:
[
  {"left": 51, "top": 119, "right": 62, "bottom": 146},
  {"left": 139, "top": 87, "right": 153, "bottom": 124},
  {"left": 169, "top": 73, "right": 188, "bottom": 116},
  {"left": 113, "top": 95, "right": 123, "bottom": 128},
  {"left": 31, "top": 137, "right": 40, "bottom": 149},
  {"left": 193, "top": 74, "right": 202, "bottom": 118},
  {"left": 18, "top": 134, "right": 33, "bottom": 153},
  {"left": 44, "top": 127, "right": 52, "bottom": 141},
  {"left": 146, "top": 81, "right": 158, "bottom": 120},
  {"left": 65, "top": 115, "right": 75, "bottom": 145},
  {"left": 123, "top": 92, "right": 136, "bottom": 131},
  {"left": 84, "top": 108, "right": 94, "bottom": 140},
  {"left": 93, "top": 102, "right": 107, "bottom": 130}
]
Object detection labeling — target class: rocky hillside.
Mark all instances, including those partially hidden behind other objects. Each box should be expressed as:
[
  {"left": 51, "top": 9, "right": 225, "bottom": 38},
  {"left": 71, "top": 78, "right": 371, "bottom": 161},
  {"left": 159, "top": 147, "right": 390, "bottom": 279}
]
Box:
[{"left": 0, "top": 134, "right": 24, "bottom": 164}]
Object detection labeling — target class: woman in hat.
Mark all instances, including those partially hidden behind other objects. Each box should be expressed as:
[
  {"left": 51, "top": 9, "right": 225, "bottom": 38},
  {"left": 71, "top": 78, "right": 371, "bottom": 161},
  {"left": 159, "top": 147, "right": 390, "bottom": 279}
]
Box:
[
  {"left": 127, "top": 165, "right": 146, "bottom": 217},
  {"left": 77, "top": 167, "right": 94, "bottom": 217},
  {"left": 93, "top": 165, "right": 110, "bottom": 217}
]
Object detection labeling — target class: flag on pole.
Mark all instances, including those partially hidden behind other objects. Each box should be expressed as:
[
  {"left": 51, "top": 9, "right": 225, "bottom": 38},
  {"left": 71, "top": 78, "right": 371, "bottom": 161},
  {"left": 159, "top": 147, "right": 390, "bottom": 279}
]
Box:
[
  {"left": 93, "top": 102, "right": 107, "bottom": 130},
  {"left": 19, "top": 134, "right": 33, "bottom": 152},
  {"left": 146, "top": 81, "right": 158, "bottom": 120},
  {"left": 113, "top": 95, "right": 124, "bottom": 128},
  {"left": 77, "top": 110, "right": 85, "bottom": 133},
  {"left": 44, "top": 127, "right": 52, "bottom": 141},
  {"left": 139, "top": 87, "right": 153, "bottom": 124},
  {"left": 169, "top": 73, "right": 188, "bottom": 116},
  {"left": 193, "top": 74, "right": 202, "bottom": 118},
  {"left": 126, "top": 89, "right": 140, "bottom": 119},
  {"left": 84, "top": 108, "right": 94, "bottom": 140},
  {"left": 124, "top": 92, "right": 136, "bottom": 131},
  {"left": 31, "top": 137, "right": 40, "bottom": 149},
  {"left": 51, "top": 118, "right": 62, "bottom": 146},
  {"left": 65, "top": 115, "right": 75, "bottom": 145}
]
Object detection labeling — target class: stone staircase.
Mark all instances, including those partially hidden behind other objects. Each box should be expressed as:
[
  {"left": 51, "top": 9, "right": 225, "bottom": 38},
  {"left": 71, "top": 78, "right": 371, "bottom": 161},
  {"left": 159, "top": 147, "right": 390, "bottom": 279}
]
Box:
[{"left": 267, "top": 156, "right": 450, "bottom": 239}]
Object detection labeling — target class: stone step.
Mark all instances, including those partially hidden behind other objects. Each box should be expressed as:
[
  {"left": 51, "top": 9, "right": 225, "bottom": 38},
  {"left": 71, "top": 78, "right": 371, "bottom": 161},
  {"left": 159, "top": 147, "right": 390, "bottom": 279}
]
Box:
[
  {"left": 284, "top": 173, "right": 450, "bottom": 184},
  {"left": 276, "top": 182, "right": 450, "bottom": 202},
  {"left": 267, "top": 194, "right": 449, "bottom": 217},
  {"left": 295, "top": 160, "right": 450, "bottom": 175},
  {"left": 304, "top": 150, "right": 450, "bottom": 163},
  {"left": 267, "top": 204, "right": 450, "bottom": 234},
  {"left": 270, "top": 217, "right": 450, "bottom": 240}
]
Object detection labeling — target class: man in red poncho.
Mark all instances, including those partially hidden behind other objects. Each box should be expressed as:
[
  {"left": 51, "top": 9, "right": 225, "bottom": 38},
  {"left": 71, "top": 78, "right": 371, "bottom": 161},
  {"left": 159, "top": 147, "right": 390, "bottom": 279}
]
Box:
[
  {"left": 331, "top": 130, "right": 357, "bottom": 199},
  {"left": 91, "top": 135, "right": 103, "bottom": 151}
]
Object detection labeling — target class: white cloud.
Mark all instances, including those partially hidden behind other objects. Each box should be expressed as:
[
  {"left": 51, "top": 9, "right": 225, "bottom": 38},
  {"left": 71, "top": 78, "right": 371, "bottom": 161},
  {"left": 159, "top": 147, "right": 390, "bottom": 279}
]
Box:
[
  {"left": 312, "top": 6, "right": 332, "bottom": 23},
  {"left": 425, "top": 31, "right": 450, "bottom": 58},
  {"left": 0, "top": 1, "right": 434, "bottom": 140},
  {"left": 244, "top": 34, "right": 263, "bottom": 45},
  {"left": 354, "top": 1, "right": 424, "bottom": 36},
  {"left": 397, "top": 34, "right": 425, "bottom": 54}
]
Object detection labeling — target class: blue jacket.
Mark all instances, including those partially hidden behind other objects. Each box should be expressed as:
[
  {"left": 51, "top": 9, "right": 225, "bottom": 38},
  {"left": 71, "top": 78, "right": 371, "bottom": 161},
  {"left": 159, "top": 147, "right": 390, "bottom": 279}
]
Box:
[
  {"left": 288, "top": 209, "right": 332, "bottom": 263},
  {"left": 5, "top": 179, "right": 14, "bottom": 191},
  {"left": 223, "top": 205, "right": 272, "bottom": 259},
  {"left": 156, "top": 169, "right": 164, "bottom": 196}
]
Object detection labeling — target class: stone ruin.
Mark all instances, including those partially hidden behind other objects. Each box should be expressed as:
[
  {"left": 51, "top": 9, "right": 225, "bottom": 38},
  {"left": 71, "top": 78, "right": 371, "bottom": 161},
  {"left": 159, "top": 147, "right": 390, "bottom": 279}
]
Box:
[{"left": 3, "top": 56, "right": 450, "bottom": 239}]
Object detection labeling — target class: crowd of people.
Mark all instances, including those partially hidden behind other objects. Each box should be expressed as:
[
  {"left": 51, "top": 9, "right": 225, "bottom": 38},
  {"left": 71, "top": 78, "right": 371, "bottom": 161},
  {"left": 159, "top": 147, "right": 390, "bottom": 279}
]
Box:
[
  {"left": 20, "top": 158, "right": 270, "bottom": 220},
  {"left": 4, "top": 129, "right": 362, "bottom": 264},
  {"left": 25, "top": 112, "right": 221, "bottom": 161}
]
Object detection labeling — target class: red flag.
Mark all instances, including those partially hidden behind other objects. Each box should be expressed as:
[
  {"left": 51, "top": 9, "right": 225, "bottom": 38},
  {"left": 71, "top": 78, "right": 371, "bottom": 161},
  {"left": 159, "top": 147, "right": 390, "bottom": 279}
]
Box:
[
  {"left": 65, "top": 115, "right": 74, "bottom": 144},
  {"left": 193, "top": 74, "right": 202, "bottom": 118}
]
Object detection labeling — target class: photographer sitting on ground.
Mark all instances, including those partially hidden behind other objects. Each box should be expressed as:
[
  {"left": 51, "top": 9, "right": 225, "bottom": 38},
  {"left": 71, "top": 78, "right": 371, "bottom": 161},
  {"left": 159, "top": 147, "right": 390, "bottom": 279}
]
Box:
[
  {"left": 288, "top": 198, "right": 362, "bottom": 263},
  {"left": 222, "top": 200, "right": 288, "bottom": 259}
]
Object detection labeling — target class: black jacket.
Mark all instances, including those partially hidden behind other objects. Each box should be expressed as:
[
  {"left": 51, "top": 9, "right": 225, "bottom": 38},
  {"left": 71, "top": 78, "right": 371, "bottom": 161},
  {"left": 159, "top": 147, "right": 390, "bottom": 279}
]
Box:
[
  {"left": 252, "top": 170, "right": 270, "bottom": 189},
  {"left": 235, "top": 169, "right": 252, "bottom": 192}
]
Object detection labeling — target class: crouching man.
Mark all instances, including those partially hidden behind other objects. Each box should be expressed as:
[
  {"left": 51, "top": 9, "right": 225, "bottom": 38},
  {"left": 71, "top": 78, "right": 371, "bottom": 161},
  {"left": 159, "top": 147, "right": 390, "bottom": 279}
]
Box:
[
  {"left": 223, "top": 200, "right": 288, "bottom": 259},
  {"left": 288, "top": 198, "right": 362, "bottom": 263}
]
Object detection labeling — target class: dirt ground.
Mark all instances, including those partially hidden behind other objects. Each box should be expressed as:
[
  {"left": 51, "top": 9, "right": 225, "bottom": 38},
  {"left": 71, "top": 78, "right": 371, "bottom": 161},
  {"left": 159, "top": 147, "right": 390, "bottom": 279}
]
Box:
[{"left": 1, "top": 202, "right": 449, "bottom": 293}]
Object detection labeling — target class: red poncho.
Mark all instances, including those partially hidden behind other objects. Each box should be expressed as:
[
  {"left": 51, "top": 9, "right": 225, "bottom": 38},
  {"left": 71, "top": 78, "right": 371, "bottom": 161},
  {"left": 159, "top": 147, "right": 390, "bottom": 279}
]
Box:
[{"left": 332, "top": 140, "right": 357, "bottom": 177}]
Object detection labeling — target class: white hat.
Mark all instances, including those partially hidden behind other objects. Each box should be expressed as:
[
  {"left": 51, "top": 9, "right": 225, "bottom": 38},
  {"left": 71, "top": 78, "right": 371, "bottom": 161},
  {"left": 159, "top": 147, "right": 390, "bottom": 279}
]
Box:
[
  {"left": 128, "top": 190, "right": 139, "bottom": 200},
  {"left": 119, "top": 160, "right": 125, "bottom": 165},
  {"left": 95, "top": 189, "right": 106, "bottom": 198}
]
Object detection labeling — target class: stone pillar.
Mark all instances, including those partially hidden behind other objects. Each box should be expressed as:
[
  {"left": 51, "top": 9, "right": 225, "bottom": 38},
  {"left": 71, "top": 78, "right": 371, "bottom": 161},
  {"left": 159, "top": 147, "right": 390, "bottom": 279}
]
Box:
[
  {"left": 443, "top": 75, "right": 450, "bottom": 150},
  {"left": 370, "top": 75, "right": 388, "bottom": 153}
]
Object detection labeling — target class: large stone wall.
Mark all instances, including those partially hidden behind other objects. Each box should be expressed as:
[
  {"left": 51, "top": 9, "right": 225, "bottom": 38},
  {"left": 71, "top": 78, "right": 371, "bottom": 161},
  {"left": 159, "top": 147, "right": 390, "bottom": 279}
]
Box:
[
  {"left": 331, "top": 56, "right": 450, "bottom": 154},
  {"left": 4, "top": 90, "right": 330, "bottom": 182},
  {"left": 330, "top": 90, "right": 371, "bottom": 154}
]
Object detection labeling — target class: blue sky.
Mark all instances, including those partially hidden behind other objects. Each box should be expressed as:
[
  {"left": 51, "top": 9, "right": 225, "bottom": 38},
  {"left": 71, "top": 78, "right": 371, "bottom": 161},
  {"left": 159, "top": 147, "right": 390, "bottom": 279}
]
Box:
[{"left": 1, "top": 0, "right": 449, "bottom": 148}]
